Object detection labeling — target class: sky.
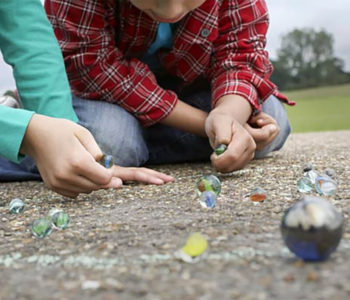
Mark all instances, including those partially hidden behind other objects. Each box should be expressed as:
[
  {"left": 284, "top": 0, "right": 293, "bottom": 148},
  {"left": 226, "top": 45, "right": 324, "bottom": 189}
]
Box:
[{"left": 1, "top": 0, "right": 349, "bottom": 92}]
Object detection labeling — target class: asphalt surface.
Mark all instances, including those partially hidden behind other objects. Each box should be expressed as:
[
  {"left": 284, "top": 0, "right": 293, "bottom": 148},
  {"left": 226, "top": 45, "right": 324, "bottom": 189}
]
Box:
[{"left": 1, "top": 131, "right": 350, "bottom": 300}]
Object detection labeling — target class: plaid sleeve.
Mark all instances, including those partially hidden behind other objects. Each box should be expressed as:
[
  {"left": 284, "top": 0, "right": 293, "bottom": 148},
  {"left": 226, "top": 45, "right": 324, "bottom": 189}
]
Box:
[
  {"left": 45, "top": 0, "right": 177, "bottom": 127},
  {"left": 210, "top": 0, "right": 283, "bottom": 110}
]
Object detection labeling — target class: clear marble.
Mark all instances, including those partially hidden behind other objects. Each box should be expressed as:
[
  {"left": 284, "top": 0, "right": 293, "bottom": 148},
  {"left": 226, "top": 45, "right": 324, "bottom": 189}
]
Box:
[
  {"left": 324, "top": 168, "right": 336, "bottom": 178},
  {"left": 303, "top": 169, "right": 319, "bottom": 184},
  {"left": 49, "top": 208, "right": 69, "bottom": 230},
  {"left": 9, "top": 198, "right": 25, "bottom": 214},
  {"left": 315, "top": 175, "right": 337, "bottom": 196},
  {"left": 32, "top": 218, "right": 53, "bottom": 238},
  {"left": 303, "top": 163, "right": 314, "bottom": 172},
  {"left": 198, "top": 191, "right": 216, "bottom": 208},
  {"left": 249, "top": 187, "right": 267, "bottom": 203},
  {"left": 297, "top": 176, "right": 313, "bottom": 193}
]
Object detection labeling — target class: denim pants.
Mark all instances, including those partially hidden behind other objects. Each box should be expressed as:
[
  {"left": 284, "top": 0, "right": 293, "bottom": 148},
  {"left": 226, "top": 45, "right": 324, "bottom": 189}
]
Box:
[{"left": 0, "top": 86, "right": 291, "bottom": 181}]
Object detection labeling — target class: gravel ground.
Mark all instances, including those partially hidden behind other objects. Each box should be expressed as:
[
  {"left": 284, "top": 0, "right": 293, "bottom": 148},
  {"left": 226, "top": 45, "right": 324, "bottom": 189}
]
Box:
[{"left": 1, "top": 131, "right": 350, "bottom": 300}]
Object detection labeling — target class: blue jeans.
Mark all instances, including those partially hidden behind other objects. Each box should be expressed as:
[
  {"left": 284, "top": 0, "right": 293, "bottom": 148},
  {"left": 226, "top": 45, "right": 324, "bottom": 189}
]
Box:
[{"left": 0, "top": 89, "right": 291, "bottom": 181}]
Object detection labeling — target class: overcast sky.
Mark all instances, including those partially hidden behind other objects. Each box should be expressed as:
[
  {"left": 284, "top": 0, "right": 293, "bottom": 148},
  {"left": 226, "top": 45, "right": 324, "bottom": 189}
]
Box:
[{"left": 1, "top": 0, "right": 349, "bottom": 92}]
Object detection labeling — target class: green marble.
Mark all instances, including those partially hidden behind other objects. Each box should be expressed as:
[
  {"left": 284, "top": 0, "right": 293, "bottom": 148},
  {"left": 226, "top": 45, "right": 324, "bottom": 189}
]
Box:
[
  {"left": 214, "top": 144, "right": 227, "bottom": 156},
  {"left": 196, "top": 175, "right": 221, "bottom": 197},
  {"left": 32, "top": 218, "right": 52, "bottom": 238}
]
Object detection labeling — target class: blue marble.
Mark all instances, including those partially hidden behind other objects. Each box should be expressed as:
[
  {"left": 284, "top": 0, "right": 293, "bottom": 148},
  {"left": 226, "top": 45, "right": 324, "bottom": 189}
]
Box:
[
  {"left": 281, "top": 196, "right": 343, "bottom": 261},
  {"left": 98, "top": 154, "right": 114, "bottom": 169},
  {"left": 198, "top": 191, "right": 216, "bottom": 208}
]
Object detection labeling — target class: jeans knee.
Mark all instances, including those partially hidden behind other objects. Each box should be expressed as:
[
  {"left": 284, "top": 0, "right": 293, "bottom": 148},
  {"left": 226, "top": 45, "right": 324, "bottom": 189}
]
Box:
[
  {"left": 72, "top": 96, "right": 149, "bottom": 167},
  {"left": 111, "top": 137, "right": 149, "bottom": 167}
]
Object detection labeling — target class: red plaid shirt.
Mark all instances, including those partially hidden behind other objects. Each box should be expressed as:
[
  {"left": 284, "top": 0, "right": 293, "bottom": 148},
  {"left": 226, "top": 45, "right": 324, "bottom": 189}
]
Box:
[{"left": 45, "top": 0, "right": 293, "bottom": 127}]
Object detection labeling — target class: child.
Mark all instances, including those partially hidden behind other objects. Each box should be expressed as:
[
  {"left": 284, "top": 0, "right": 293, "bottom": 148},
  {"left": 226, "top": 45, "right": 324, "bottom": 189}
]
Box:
[
  {"left": 0, "top": 0, "right": 174, "bottom": 198},
  {"left": 45, "top": 0, "right": 293, "bottom": 173}
]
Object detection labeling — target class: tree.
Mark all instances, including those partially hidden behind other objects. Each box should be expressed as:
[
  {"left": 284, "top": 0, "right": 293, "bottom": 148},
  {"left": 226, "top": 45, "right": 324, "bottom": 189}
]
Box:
[{"left": 271, "top": 28, "right": 350, "bottom": 90}]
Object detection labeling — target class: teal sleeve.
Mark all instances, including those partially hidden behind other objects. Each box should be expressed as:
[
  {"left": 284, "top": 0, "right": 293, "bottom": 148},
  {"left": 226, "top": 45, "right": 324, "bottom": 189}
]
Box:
[
  {"left": 0, "top": 106, "right": 34, "bottom": 162},
  {"left": 0, "top": 0, "right": 78, "bottom": 162}
]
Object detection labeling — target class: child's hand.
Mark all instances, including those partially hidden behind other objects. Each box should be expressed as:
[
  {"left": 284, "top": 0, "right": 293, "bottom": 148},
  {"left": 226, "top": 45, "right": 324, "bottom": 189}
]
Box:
[
  {"left": 21, "top": 114, "right": 122, "bottom": 198},
  {"left": 244, "top": 112, "right": 280, "bottom": 151},
  {"left": 112, "top": 166, "right": 175, "bottom": 185},
  {"left": 205, "top": 112, "right": 256, "bottom": 173}
]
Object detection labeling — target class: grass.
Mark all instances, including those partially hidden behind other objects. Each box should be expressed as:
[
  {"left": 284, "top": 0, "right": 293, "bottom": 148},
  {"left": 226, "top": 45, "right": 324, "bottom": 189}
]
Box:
[{"left": 283, "top": 84, "right": 350, "bottom": 133}]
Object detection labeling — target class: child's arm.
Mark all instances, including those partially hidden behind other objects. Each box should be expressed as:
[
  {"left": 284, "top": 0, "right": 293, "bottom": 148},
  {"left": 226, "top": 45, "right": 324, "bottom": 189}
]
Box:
[
  {"left": 0, "top": 0, "right": 78, "bottom": 123},
  {"left": 160, "top": 100, "right": 208, "bottom": 137},
  {"left": 20, "top": 114, "right": 174, "bottom": 198},
  {"left": 206, "top": 0, "right": 282, "bottom": 172}
]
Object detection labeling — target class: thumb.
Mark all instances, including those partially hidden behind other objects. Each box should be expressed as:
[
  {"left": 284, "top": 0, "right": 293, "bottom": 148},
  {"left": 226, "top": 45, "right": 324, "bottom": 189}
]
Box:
[{"left": 213, "top": 118, "right": 233, "bottom": 148}]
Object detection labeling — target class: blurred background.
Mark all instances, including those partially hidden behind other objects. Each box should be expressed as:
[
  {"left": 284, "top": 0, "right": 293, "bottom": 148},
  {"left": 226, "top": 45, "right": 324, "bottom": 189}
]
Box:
[{"left": 1, "top": 0, "right": 349, "bottom": 132}]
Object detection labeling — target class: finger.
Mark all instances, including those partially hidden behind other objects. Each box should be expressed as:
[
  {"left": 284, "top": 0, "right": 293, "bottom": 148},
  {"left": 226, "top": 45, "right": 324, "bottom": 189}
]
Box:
[
  {"left": 102, "top": 176, "right": 123, "bottom": 189},
  {"left": 257, "top": 118, "right": 277, "bottom": 128},
  {"left": 211, "top": 118, "right": 233, "bottom": 147},
  {"left": 64, "top": 174, "right": 106, "bottom": 192},
  {"left": 212, "top": 133, "right": 254, "bottom": 172},
  {"left": 52, "top": 187, "right": 80, "bottom": 198},
  {"left": 49, "top": 176, "right": 99, "bottom": 194},
  {"left": 71, "top": 145, "right": 114, "bottom": 186},
  {"left": 245, "top": 125, "right": 270, "bottom": 143},
  {"left": 75, "top": 126, "right": 104, "bottom": 161},
  {"left": 113, "top": 166, "right": 174, "bottom": 185},
  {"left": 114, "top": 167, "right": 164, "bottom": 185},
  {"left": 211, "top": 145, "right": 253, "bottom": 173},
  {"left": 140, "top": 168, "right": 175, "bottom": 182}
]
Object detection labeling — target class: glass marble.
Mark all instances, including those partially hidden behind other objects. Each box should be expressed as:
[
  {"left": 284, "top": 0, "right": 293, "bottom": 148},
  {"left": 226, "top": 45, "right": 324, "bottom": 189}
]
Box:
[
  {"left": 303, "top": 163, "right": 314, "bottom": 173},
  {"left": 324, "top": 168, "right": 336, "bottom": 178},
  {"left": 9, "top": 198, "right": 25, "bottom": 214},
  {"left": 49, "top": 208, "right": 69, "bottom": 230},
  {"left": 98, "top": 154, "right": 114, "bottom": 169},
  {"left": 215, "top": 144, "right": 227, "bottom": 156},
  {"left": 198, "top": 191, "right": 216, "bottom": 208},
  {"left": 281, "top": 195, "right": 343, "bottom": 261},
  {"left": 303, "top": 169, "right": 319, "bottom": 184},
  {"left": 32, "top": 218, "right": 53, "bottom": 238},
  {"left": 196, "top": 175, "right": 221, "bottom": 197},
  {"left": 315, "top": 175, "right": 337, "bottom": 196},
  {"left": 249, "top": 187, "right": 267, "bottom": 203},
  {"left": 297, "top": 176, "right": 313, "bottom": 193},
  {"left": 176, "top": 233, "right": 208, "bottom": 263}
]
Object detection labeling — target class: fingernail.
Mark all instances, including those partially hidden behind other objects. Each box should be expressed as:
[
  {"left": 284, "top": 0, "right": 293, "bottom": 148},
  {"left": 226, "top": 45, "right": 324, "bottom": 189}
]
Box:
[
  {"left": 269, "top": 125, "right": 277, "bottom": 132},
  {"left": 257, "top": 119, "right": 263, "bottom": 123},
  {"left": 167, "top": 176, "right": 175, "bottom": 181},
  {"left": 154, "top": 178, "right": 164, "bottom": 185},
  {"left": 111, "top": 177, "right": 123, "bottom": 188}
]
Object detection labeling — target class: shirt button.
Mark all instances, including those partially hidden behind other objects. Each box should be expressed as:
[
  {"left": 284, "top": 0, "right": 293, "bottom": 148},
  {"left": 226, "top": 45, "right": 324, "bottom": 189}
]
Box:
[{"left": 200, "top": 28, "right": 210, "bottom": 38}]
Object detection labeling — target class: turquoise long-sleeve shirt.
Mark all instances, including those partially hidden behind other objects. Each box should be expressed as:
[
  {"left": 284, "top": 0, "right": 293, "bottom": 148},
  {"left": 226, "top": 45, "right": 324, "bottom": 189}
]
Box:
[{"left": 0, "top": 0, "right": 78, "bottom": 163}]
